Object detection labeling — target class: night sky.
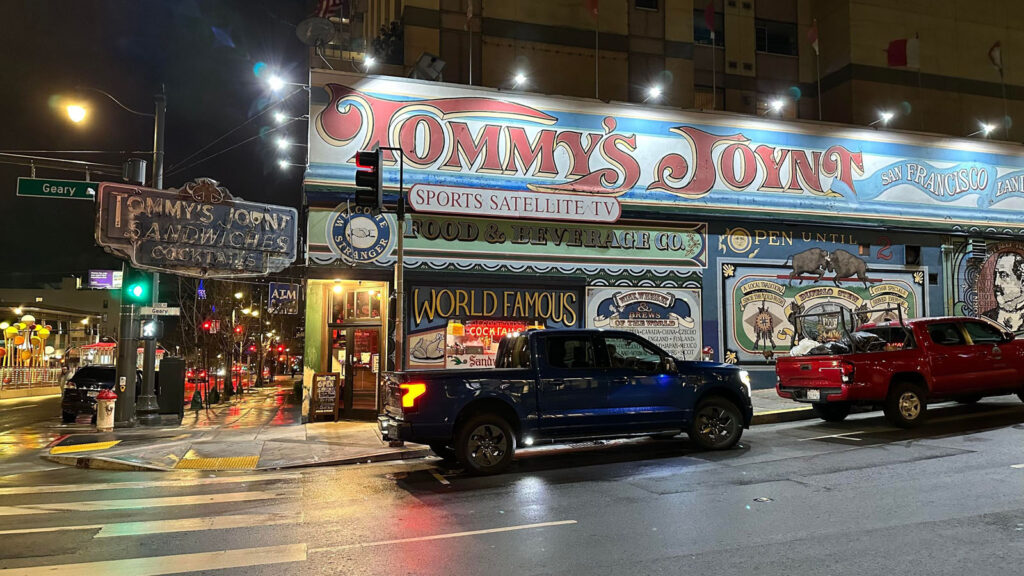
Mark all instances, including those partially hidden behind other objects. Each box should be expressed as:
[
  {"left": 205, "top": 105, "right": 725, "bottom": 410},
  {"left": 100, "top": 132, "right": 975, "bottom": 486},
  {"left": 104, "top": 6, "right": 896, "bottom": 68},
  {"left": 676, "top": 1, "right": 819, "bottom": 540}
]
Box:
[{"left": 1, "top": 0, "right": 311, "bottom": 285}]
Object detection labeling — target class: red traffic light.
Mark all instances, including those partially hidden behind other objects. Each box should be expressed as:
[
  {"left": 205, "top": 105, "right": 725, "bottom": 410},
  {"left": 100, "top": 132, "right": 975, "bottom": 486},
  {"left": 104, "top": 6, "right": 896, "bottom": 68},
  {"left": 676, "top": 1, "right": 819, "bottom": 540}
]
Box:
[
  {"left": 234, "top": 325, "right": 243, "bottom": 334},
  {"left": 248, "top": 345, "right": 257, "bottom": 353},
  {"left": 201, "top": 320, "right": 212, "bottom": 331},
  {"left": 277, "top": 345, "right": 285, "bottom": 353}
]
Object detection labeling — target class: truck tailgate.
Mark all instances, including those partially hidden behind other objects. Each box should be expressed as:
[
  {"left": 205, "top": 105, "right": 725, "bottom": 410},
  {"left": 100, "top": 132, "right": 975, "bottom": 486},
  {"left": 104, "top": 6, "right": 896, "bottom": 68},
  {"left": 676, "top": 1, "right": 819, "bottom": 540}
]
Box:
[{"left": 776, "top": 356, "right": 851, "bottom": 402}]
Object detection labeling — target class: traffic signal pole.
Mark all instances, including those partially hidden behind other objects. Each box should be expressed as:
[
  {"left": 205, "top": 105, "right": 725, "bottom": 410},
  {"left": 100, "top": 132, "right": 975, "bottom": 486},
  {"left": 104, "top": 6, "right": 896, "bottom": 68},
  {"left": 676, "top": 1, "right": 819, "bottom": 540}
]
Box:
[
  {"left": 114, "top": 261, "right": 138, "bottom": 428},
  {"left": 137, "top": 90, "right": 165, "bottom": 426},
  {"left": 378, "top": 147, "right": 406, "bottom": 372}
]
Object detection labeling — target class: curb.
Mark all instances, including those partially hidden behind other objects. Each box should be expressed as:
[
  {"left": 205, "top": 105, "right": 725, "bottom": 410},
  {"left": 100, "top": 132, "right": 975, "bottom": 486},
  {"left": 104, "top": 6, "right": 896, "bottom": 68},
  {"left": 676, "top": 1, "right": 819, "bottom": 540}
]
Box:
[
  {"left": 43, "top": 454, "right": 173, "bottom": 472},
  {"left": 43, "top": 445, "right": 432, "bottom": 473},
  {"left": 752, "top": 407, "right": 816, "bottom": 425}
]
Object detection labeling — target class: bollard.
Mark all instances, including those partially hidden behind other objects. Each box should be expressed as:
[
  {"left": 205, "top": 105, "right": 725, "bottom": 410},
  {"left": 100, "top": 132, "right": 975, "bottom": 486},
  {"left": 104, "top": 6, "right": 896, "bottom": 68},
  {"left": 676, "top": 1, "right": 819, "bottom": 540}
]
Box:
[{"left": 96, "top": 389, "right": 118, "bottom": 431}]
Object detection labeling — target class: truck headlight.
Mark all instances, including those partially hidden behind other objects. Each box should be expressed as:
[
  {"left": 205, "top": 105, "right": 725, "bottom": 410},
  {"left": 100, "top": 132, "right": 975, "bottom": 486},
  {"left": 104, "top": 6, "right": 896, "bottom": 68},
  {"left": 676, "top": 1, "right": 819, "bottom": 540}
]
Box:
[{"left": 739, "top": 370, "right": 752, "bottom": 396}]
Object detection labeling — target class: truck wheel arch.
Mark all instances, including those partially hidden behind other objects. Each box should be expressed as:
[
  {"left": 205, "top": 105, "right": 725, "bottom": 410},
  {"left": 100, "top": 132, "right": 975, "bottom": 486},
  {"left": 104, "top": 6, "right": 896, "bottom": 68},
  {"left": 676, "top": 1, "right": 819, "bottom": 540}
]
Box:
[
  {"left": 889, "top": 372, "right": 929, "bottom": 394},
  {"left": 455, "top": 398, "right": 521, "bottom": 439},
  {"left": 695, "top": 388, "right": 748, "bottom": 426}
]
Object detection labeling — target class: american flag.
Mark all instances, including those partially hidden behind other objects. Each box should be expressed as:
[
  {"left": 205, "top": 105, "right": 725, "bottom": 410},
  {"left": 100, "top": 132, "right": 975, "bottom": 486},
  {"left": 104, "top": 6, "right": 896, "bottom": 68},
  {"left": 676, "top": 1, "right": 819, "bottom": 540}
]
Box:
[{"left": 316, "top": 0, "right": 342, "bottom": 19}]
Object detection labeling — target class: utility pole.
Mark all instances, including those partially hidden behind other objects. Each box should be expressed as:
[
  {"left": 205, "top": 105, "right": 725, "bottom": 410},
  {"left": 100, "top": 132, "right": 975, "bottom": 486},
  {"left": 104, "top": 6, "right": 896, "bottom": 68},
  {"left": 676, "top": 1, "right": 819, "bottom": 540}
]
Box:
[
  {"left": 137, "top": 88, "right": 166, "bottom": 426},
  {"left": 380, "top": 147, "right": 406, "bottom": 372},
  {"left": 114, "top": 158, "right": 147, "bottom": 427}
]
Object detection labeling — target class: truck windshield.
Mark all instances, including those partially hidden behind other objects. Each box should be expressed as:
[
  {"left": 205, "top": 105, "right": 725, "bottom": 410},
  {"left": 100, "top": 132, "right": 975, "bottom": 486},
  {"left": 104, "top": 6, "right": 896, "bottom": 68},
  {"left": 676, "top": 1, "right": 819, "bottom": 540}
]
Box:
[{"left": 494, "top": 334, "right": 531, "bottom": 368}]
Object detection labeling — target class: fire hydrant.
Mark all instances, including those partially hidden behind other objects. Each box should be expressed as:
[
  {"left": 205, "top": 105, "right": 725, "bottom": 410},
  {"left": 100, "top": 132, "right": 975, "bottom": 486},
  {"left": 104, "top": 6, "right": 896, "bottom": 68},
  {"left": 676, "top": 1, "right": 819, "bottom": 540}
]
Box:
[{"left": 96, "top": 389, "right": 117, "bottom": 431}]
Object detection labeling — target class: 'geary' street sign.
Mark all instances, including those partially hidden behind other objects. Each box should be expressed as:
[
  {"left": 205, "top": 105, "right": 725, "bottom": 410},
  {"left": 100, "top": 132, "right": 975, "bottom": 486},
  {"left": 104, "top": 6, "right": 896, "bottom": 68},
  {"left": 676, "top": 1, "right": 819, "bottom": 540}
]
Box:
[
  {"left": 140, "top": 306, "right": 180, "bottom": 316},
  {"left": 17, "top": 177, "right": 97, "bottom": 200},
  {"left": 95, "top": 178, "right": 298, "bottom": 278}
]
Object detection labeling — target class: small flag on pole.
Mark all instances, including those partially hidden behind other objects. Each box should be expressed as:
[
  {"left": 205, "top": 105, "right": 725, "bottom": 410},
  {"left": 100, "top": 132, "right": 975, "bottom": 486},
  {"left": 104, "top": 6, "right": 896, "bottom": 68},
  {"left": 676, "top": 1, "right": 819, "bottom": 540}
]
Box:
[
  {"left": 704, "top": 0, "right": 714, "bottom": 36},
  {"left": 989, "top": 40, "right": 1003, "bottom": 71},
  {"left": 808, "top": 19, "right": 819, "bottom": 55},
  {"left": 315, "top": 0, "right": 342, "bottom": 18},
  {"left": 886, "top": 37, "right": 920, "bottom": 69},
  {"left": 465, "top": 1, "right": 473, "bottom": 31},
  {"left": 587, "top": 0, "right": 599, "bottom": 20}
]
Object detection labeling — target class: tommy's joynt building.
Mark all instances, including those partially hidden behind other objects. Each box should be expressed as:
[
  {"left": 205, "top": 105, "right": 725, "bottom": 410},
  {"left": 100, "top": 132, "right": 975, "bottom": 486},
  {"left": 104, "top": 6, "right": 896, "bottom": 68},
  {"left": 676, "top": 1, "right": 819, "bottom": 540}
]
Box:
[{"left": 299, "top": 68, "right": 1024, "bottom": 422}]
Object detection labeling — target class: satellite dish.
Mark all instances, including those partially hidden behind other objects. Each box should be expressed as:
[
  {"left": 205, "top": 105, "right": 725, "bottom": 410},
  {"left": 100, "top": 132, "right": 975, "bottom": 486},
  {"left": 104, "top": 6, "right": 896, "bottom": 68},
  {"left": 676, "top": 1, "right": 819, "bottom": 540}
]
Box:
[
  {"left": 410, "top": 53, "right": 446, "bottom": 81},
  {"left": 296, "top": 17, "right": 336, "bottom": 47}
]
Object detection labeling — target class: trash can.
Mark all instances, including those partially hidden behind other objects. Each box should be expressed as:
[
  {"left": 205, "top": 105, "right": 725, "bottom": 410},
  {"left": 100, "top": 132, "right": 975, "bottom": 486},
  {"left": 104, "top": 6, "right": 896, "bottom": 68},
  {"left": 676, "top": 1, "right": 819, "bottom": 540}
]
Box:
[
  {"left": 96, "top": 389, "right": 117, "bottom": 431},
  {"left": 157, "top": 357, "right": 185, "bottom": 422}
]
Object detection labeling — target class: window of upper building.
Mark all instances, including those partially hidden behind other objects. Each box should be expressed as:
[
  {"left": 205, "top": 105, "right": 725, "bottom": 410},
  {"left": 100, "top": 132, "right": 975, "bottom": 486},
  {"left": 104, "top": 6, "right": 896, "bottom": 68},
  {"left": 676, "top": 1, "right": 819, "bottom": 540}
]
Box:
[
  {"left": 635, "top": 0, "right": 659, "bottom": 10},
  {"left": 693, "top": 10, "right": 724, "bottom": 47},
  {"left": 755, "top": 19, "right": 798, "bottom": 56}
]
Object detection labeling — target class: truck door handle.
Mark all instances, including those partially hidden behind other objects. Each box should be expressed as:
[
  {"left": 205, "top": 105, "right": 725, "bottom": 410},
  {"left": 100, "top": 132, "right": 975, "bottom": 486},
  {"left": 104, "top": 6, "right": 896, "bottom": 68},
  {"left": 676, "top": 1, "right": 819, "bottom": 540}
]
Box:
[
  {"left": 547, "top": 379, "right": 565, "bottom": 390},
  {"left": 992, "top": 346, "right": 1003, "bottom": 359}
]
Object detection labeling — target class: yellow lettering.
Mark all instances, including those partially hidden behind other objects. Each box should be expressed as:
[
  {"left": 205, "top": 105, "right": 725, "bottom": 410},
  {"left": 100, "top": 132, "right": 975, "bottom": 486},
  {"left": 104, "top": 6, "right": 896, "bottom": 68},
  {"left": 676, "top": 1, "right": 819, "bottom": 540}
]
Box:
[
  {"left": 455, "top": 290, "right": 470, "bottom": 317},
  {"left": 768, "top": 231, "right": 779, "bottom": 245},
  {"left": 485, "top": 291, "right": 498, "bottom": 316},
  {"left": 781, "top": 230, "right": 793, "bottom": 245},
  {"left": 525, "top": 292, "right": 540, "bottom": 317},
  {"left": 564, "top": 293, "right": 578, "bottom": 326},
  {"left": 437, "top": 290, "right": 455, "bottom": 317},
  {"left": 413, "top": 289, "right": 434, "bottom": 324},
  {"left": 754, "top": 230, "right": 767, "bottom": 245}
]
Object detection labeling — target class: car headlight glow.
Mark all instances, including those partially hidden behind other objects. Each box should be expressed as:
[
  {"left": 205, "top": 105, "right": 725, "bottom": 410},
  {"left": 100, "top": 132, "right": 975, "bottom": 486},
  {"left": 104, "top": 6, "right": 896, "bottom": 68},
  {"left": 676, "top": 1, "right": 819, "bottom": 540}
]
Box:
[{"left": 738, "top": 370, "right": 752, "bottom": 396}]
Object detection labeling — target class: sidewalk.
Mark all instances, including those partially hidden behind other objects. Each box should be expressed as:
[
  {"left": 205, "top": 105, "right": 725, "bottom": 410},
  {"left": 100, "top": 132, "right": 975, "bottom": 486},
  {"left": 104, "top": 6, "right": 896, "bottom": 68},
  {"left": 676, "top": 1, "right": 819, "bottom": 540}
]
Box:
[
  {"left": 42, "top": 381, "right": 811, "bottom": 472},
  {"left": 43, "top": 380, "right": 428, "bottom": 472}
]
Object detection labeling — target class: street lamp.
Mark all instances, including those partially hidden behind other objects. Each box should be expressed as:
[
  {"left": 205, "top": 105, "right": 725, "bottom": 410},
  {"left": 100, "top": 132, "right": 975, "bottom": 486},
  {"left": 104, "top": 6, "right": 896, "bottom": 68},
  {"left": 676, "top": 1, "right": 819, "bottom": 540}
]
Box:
[
  {"left": 646, "top": 85, "right": 663, "bottom": 102},
  {"left": 968, "top": 122, "right": 996, "bottom": 137},
  {"left": 364, "top": 55, "right": 376, "bottom": 70},
  {"left": 234, "top": 292, "right": 244, "bottom": 300},
  {"left": 763, "top": 98, "right": 785, "bottom": 116},
  {"left": 869, "top": 110, "right": 895, "bottom": 127},
  {"left": 513, "top": 72, "right": 527, "bottom": 87},
  {"left": 63, "top": 85, "right": 166, "bottom": 427}
]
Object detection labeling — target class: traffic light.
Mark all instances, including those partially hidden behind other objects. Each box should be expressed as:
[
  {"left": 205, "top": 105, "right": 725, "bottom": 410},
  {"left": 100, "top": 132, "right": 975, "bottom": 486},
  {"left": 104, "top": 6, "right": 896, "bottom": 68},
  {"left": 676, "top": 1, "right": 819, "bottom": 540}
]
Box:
[
  {"left": 140, "top": 319, "right": 163, "bottom": 340},
  {"left": 124, "top": 269, "right": 150, "bottom": 304},
  {"left": 201, "top": 320, "right": 212, "bottom": 333},
  {"left": 234, "top": 325, "right": 244, "bottom": 334},
  {"left": 354, "top": 148, "right": 382, "bottom": 209},
  {"left": 277, "top": 345, "right": 285, "bottom": 353},
  {"left": 248, "top": 345, "right": 257, "bottom": 353}
]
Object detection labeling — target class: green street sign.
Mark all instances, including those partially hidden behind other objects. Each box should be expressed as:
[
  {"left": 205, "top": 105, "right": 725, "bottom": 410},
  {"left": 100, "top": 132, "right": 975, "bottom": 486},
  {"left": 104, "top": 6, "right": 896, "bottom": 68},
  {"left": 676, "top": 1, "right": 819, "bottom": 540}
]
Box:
[{"left": 16, "top": 177, "right": 97, "bottom": 200}]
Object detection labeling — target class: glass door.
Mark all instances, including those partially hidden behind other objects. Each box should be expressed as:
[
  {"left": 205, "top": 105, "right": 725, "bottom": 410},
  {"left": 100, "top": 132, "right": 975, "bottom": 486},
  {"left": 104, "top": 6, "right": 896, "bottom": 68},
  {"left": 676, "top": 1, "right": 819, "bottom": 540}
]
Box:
[{"left": 330, "top": 326, "right": 381, "bottom": 417}]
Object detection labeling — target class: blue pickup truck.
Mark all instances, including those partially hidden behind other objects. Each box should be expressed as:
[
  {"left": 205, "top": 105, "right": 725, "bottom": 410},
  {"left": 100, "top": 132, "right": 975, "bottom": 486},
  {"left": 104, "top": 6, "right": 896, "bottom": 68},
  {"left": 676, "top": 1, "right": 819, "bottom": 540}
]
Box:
[{"left": 379, "top": 328, "right": 754, "bottom": 474}]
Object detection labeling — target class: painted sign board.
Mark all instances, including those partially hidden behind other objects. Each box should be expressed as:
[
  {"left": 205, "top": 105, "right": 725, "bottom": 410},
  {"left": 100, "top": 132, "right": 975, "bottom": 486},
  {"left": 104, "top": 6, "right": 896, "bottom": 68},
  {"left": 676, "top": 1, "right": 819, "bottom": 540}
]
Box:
[
  {"left": 720, "top": 258, "right": 926, "bottom": 365},
  {"left": 310, "top": 208, "right": 706, "bottom": 271},
  {"left": 312, "top": 372, "right": 341, "bottom": 421},
  {"left": 95, "top": 179, "right": 298, "bottom": 278},
  {"left": 586, "top": 287, "right": 702, "bottom": 361},
  {"left": 307, "top": 70, "right": 1024, "bottom": 233},
  {"left": 17, "top": 177, "right": 96, "bottom": 200},
  {"left": 408, "top": 183, "right": 621, "bottom": 223}
]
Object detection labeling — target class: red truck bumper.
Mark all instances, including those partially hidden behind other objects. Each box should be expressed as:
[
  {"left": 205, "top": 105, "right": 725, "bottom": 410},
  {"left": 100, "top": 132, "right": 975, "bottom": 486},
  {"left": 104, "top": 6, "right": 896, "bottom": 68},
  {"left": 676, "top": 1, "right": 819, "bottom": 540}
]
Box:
[{"left": 776, "top": 382, "right": 849, "bottom": 403}]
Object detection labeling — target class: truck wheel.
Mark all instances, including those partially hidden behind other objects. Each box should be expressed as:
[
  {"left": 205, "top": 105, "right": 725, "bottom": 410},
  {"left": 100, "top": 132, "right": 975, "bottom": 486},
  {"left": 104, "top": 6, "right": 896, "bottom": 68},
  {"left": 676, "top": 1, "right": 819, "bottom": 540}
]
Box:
[
  {"left": 456, "top": 414, "right": 515, "bottom": 475},
  {"left": 689, "top": 397, "right": 743, "bottom": 450},
  {"left": 884, "top": 382, "right": 928, "bottom": 428},
  {"left": 61, "top": 411, "right": 76, "bottom": 424},
  {"left": 428, "top": 443, "right": 458, "bottom": 462},
  {"left": 812, "top": 402, "right": 851, "bottom": 422}
]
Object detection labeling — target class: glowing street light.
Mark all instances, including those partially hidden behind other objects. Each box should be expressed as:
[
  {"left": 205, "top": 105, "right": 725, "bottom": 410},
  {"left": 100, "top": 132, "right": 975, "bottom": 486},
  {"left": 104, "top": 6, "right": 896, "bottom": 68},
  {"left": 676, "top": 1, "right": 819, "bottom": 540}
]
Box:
[
  {"left": 234, "top": 292, "right": 244, "bottom": 300},
  {"left": 968, "top": 122, "right": 997, "bottom": 137},
  {"left": 242, "top": 308, "right": 252, "bottom": 315},
  {"left": 513, "top": 72, "right": 527, "bottom": 87},
  {"left": 364, "top": 55, "right": 376, "bottom": 70},
  {"left": 879, "top": 110, "right": 895, "bottom": 124},
  {"left": 267, "top": 75, "right": 286, "bottom": 92},
  {"left": 276, "top": 137, "right": 290, "bottom": 150},
  {"left": 273, "top": 111, "right": 287, "bottom": 124},
  {"left": 66, "top": 105, "right": 87, "bottom": 123},
  {"left": 277, "top": 159, "right": 289, "bottom": 170},
  {"left": 767, "top": 99, "right": 785, "bottom": 115},
  {"left": 13, "top": 308, "right": 22, "bottom": 315},
  {"left": 646, "top": 85, "right": 663, "bottom": 102}
]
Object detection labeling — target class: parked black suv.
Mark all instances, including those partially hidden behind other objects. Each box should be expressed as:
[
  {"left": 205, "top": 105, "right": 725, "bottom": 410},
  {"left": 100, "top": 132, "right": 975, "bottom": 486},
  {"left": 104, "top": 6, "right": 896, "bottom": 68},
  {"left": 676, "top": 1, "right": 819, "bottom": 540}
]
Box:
[{"left": 61, "top": 365, "right": 142, "bottom": 423}]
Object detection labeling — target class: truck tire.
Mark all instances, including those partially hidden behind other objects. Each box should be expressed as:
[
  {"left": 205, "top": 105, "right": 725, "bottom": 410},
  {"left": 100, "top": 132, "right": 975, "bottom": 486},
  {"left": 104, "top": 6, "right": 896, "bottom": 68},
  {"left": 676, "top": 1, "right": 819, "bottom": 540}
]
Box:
[
  {"left": 61, "top": 411, "right": 76, "bottom": 424},
  {"left": 884, "top": 382, "right": 928, "bottom": 428},
  {"left": 456, "top": 414, "right": 515, "bottom": 475},
  {"left": 812, "top": 402, "right": 851, "bottom": 422},
  {"left": 689, "top": 397, "right": 744, "bottom": 450},
  {"left": 428, "top": 443, "right": 458, "bottom": 462}
]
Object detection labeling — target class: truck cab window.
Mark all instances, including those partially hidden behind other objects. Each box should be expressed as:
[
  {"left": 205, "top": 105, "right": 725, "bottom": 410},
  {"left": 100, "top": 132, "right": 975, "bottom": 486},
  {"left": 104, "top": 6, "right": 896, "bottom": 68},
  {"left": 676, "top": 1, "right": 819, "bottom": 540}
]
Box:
[
  {"left": 545, "top": 335, "right": 596, "bottom": 369},
  {"left": 927, "top": 323, "right": 966, "bottom": 346},
  {"left": 599, "top": 336, "right": 663, "bottom": 373},
  {"left": 962, "top": 321, "right": 1004, "bottom": 344}
]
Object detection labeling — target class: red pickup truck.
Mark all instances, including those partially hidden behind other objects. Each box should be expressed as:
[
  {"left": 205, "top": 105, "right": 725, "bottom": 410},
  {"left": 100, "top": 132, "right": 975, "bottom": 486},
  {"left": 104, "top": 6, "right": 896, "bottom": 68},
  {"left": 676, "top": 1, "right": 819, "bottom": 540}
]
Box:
[{"left": 776, "top": 316, "right": 1024, "bottom": 427}]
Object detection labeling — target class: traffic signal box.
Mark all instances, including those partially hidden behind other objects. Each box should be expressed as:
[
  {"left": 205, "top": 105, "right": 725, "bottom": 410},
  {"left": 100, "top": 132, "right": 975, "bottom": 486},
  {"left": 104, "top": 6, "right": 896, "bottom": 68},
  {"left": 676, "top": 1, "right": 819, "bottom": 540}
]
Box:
[
  {"left": 124, "top": 268, "right": 151, "bottom": 304},
  {"left": 354, "top": 149, "right": 382, "bottom": 210}
]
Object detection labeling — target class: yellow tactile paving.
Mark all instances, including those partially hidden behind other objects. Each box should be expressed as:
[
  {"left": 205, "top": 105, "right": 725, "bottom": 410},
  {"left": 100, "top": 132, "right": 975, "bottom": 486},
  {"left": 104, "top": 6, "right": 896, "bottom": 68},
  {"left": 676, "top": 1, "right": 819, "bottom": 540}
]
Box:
[
  {"left": 49, "top": 440, "right": 122, "bottom": 455},
  {"left": 174, "top": 456, "right": 259, "bottom": 470}
]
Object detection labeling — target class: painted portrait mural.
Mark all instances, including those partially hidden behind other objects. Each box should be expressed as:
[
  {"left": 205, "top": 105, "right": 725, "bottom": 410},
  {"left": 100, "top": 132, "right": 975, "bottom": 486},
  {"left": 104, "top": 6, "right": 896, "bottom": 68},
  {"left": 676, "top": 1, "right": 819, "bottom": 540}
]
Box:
[{"left": 952, "top": 241, "right": 1024, "bottom": 332}]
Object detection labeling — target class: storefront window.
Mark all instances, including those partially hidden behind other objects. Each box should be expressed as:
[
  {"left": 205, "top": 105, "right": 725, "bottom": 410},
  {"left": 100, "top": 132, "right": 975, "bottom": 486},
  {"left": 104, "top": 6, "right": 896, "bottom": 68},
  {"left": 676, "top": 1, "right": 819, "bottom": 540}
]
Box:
[
  {"left": 445, "top": 319, "right": 534, "bottom": 369},
  {"left": 331, "top": 287, "right": 383, "bottom": 322}
]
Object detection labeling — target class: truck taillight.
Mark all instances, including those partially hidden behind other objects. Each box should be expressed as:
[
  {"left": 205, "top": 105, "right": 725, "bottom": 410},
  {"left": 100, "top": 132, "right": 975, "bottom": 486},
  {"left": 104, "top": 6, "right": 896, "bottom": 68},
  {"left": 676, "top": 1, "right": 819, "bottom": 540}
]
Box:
[
  {"left": 840, "top": 361, "right": 854, "bottom": 383},
  {"left": 400, "top": 382, "right": 427, "bottom": 410}
]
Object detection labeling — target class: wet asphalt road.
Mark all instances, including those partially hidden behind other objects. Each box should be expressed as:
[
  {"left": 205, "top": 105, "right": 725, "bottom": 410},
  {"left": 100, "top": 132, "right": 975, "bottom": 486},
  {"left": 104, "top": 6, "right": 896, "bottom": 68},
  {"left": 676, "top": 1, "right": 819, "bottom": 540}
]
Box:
[{"left": 2, "top": 397, "right": 1024, "bottom": 575}]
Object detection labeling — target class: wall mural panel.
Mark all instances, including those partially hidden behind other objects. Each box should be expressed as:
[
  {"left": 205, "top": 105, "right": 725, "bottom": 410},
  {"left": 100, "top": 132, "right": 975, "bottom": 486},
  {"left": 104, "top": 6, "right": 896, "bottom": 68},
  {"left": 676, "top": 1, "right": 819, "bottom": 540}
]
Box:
[
  {"left": 585, "top": 287, "right": 702, "bottom": 360},
  {"left": 951, "top": 240, "right": 1024, "bottom": 331},
  {"left": 720, "top": 254, "right": 926, "bottom": 365}
]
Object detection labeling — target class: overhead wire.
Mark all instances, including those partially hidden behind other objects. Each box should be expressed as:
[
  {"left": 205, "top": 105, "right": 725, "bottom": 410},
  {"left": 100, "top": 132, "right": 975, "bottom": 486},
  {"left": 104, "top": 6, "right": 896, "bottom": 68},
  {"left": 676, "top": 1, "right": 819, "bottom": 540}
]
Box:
[
  {"left": 163, "top": 118, "right": 304, "bottom": 179},
  {"left": 166, "top": 86, "right": 305, "bottom": 173}
]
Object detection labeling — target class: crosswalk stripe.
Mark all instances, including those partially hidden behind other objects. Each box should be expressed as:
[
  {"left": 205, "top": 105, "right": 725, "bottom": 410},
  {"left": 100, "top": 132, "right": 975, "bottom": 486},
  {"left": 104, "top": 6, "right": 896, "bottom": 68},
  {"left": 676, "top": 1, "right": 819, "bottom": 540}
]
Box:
[
  {"left": 0, "top": 471, "right": 301, "bottom": 496},
  {"left": 309, "top": 520, "right": 579, "bottom": 553},
  {"left": 0, "top": 512, "right": 302, "bottom": 537},
  {"left": 0, "top": 489, "right": 298, "bottom": 516},
  {"left": 0, "top": 543, "right": 308, "bottom": 575}
]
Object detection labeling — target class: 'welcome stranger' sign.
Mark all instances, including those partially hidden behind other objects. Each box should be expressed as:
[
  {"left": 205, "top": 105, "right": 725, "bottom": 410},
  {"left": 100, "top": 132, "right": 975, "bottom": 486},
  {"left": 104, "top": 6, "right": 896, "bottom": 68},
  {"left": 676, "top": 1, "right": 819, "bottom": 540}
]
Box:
[
  {"left": 96, "top": 179, "right": 298, "bottom": 278},
  {"left": 307, "top": 70, "right": 1024, "bottom": 233}
]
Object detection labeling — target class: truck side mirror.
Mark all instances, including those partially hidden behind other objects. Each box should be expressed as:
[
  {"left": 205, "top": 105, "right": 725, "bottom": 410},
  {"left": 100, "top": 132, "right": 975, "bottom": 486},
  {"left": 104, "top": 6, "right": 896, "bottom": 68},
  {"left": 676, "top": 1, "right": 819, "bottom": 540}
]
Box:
[{"left": 660, "top": 357, "right": 677, "bottom": 374}]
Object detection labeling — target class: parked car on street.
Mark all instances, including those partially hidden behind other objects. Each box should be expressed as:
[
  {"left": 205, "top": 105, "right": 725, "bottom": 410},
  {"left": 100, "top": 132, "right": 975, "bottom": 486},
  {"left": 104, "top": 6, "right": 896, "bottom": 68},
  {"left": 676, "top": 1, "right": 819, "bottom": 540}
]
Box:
[
  {"left": 379, "top": 329, "right": 753, "bottom": 475},
  {"left": 61, "top": 365, "right": 143, "bottom": 423},
  {"left": 776, "top": 312, "right": 1024, "bottom": 427}
]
